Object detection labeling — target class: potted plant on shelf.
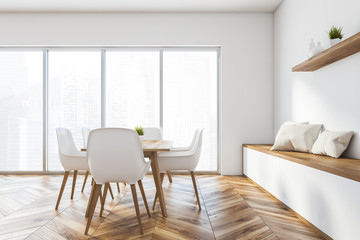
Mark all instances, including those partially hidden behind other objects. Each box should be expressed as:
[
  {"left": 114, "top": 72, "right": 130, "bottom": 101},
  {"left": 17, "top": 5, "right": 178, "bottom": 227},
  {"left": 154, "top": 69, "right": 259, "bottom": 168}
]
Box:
[
  {"left": 135, "top": 125, "right": 144, "bottom": 140},
  {"left": 328, "top": 26, "right": 344, "bottom": 46}
]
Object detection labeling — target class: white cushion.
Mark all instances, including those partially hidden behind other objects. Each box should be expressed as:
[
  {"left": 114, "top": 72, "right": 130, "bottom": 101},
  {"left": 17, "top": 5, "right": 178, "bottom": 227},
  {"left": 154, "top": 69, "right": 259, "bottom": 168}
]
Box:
[
  {"left": 271, "top": 123, "right": 322, "bottom": 152},
  {"left": 311, "top": 130, "right": 353, "bottom": 158},
  {"left": 271, "top": 121, "right": 308, "bottom": 151}
]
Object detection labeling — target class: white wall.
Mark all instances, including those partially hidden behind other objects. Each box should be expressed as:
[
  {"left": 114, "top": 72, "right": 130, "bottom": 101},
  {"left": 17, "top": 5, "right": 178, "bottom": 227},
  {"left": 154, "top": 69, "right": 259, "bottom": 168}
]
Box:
[
  {"left": 0, "top": 13, "right": 274, "bottom": 175},
  {"left": 274, "top": 0, "right": 360, "bottom": 158}
]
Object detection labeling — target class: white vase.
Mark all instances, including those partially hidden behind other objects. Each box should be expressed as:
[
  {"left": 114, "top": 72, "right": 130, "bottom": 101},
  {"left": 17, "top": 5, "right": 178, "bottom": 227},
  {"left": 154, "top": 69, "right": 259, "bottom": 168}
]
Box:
[
  {"left": 330, "top": 38, "right": 341, "bottom": 47},
  {"left": 139, "top": 135, "right": 144, "bottom": 141},
  {"left": 308, "top": 39, "right": 316, "bottom": 58},
  {"left": 309, "top": 41, "right": 324, "bottom": 57}
]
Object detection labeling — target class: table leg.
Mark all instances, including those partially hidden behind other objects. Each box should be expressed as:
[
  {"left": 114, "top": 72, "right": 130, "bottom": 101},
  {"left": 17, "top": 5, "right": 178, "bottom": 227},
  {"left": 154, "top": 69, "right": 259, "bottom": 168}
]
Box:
[{"left": 150, "top": 152, "right": 167, "bottom": 217}]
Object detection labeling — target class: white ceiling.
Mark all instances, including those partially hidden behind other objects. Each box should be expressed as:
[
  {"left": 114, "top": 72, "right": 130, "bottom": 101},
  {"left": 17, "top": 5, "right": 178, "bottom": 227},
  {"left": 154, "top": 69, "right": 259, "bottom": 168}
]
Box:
[{"left": 0, "top": 0, "right": 283, "bottom": 13}]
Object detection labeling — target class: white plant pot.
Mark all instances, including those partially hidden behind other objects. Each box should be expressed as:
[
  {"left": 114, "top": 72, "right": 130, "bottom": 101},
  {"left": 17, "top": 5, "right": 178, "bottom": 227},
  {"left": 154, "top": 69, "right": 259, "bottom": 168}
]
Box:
[
  {"left": 330, "top": 38, "right": 341, "bottom": 47},
  {"left": 139, "top": 135, "right": 144, "bottom": 141}
]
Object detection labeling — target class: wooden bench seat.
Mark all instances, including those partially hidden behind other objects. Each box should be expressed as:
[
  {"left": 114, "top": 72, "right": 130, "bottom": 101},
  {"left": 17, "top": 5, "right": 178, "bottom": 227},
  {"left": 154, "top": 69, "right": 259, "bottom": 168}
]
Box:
[{"left": 243, "top": 144, "right": 360, "bottom": 182}]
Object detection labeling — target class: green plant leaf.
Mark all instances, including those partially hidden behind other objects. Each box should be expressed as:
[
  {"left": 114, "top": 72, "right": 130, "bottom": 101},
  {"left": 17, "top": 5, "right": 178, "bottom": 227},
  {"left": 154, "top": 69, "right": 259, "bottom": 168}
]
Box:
[
  {"left": 327, "top": 26, "right": 344, "bottom": 39},
  {"left": 134, "top": 125, "right": 144, "bottom": 136}
]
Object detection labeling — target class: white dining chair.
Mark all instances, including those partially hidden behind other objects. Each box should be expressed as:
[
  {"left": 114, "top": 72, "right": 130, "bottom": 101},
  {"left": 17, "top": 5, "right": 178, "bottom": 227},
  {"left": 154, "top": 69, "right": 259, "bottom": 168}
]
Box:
[
  {"left": 153, "top": 128, "right": 203, "bottom": 210},
  {"left": 142, "top": 127, "right": 173, "bottom": 183},
  {"left": 143, "top": 127, "right": 163, "bottom": 140},
  {"left": 81, "top": 127, "right": 118, "bottom": 196},
  {"left": 85, "top": 128, "right": 151, "bottom": 235},
  {"left": 55, "top": 128, "right": 90, "bottom": 210}
]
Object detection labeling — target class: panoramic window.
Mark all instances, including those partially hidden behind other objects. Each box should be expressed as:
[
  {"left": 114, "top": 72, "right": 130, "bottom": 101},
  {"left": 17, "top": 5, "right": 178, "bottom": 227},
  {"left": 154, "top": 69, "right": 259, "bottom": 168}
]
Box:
[
  {"left": 163, "top": 51, "right": 218, "bottom": 171},
  {"left": 106, "top": 51, "right": 160, "bottom": 128},
  {"left": 0, "top": 51, "right": 43, "bottom": 171},
  {"left": 47, "top": 51, "right": 101, "bottom": 170},
  {"left": 0, "top": 47, "right": 219, "bottom": 172}
]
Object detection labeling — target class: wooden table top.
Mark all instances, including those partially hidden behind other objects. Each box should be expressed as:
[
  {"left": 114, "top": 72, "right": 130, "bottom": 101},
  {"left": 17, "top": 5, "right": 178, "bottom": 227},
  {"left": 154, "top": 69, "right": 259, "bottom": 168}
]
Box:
[
  {"left": 142, "top": 140, "right": 173, "bottom": 152},
  {"left": 81, "top": 140, "right": 173, "bottom": 152}
]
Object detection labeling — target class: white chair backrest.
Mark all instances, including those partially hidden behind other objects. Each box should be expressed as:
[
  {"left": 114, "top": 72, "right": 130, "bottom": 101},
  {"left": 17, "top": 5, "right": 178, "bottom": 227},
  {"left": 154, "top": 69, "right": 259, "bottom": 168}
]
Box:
[
  {"left": 189, "top": 129, "right": 199, "bottom": 150},
  {"left": 142, "top": 127, "right": 163, "bottom": 140},
  {"left": 170, "top": 128, "right": 199, "bottom": 152},
  {"left": 87, "top": 128, "right": 148, "bottom": 184},
  {"left": 56, "top": 128, "right": 80, "bottom": 157},
  {"left": 82, "top": 127, "right": 90, "bottom": 148},
  {"left": 192, "top": 128, "right": 204, "bottom": 162},
  {"left": 181, "top": 128, "right": 204, "bottom": 171}
]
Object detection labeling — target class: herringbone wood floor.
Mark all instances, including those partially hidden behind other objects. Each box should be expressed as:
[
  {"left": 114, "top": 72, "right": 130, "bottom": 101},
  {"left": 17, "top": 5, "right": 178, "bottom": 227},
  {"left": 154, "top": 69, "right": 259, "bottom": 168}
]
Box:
[{"left": 0, "top": 174, "right": 325, "bottom": 240}]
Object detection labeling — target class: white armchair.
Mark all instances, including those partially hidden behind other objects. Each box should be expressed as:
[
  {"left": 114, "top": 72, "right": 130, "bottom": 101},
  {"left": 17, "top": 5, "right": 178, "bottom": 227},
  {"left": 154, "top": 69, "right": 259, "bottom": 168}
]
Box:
[
  {"left": 55, "top": 128, "right": 89, "bottom": 210},
  {"left": 84, "top": 128, "right": 151, "bottom": 235},
  {"left": 153, "top": 129, "right": 204, "bottom": 210},
  {"left": 142, "top": 127, "right": 163, "bottom": 140},
  {"left": 82, "top": 127, "right": 117, "bottom": 196}
]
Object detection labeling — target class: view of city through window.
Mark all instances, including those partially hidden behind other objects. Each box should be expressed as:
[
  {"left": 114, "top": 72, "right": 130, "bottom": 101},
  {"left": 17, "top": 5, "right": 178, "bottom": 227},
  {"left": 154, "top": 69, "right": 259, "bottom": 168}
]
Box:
[
  {"left": 163, "top": 51, "right": 218, "bottom": 171},
  {"left": 106, "top": 51, "right": 160, "bottom": 128},
  {"left": 0, "top": 48, "right": 218, "bottom": 172},
  {"left": 0, "top": 51, "right": 43, "bottom": 171},
  {"left": 47, "top": 51, "right": 102, "bottom": 170}
]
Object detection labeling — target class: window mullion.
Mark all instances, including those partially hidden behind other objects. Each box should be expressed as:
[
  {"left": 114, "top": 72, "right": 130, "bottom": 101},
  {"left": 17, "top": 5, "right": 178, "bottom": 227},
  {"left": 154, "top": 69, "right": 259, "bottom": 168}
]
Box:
[
  {"left": 160, "top": 49, "right": 164, "bottom": 130},
  {"left": 43, "top": 49, "right": 49, "bottom": 172},
  {"left": 101, "top": 49, "right": 106, "bottom": 128}
]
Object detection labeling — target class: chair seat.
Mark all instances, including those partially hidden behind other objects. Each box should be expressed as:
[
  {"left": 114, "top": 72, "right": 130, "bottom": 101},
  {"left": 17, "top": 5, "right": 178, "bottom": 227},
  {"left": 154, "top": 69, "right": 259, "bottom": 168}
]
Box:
[
  {"left": 91, "top": 160, "right": 151, "bottom": 185},
  {"left": 60, "top": 152, "right": 89, "bottom": 171},
  {"left": 63, "top": 151, "right": 86, "bottom": 157},
  {"left": 158, "top": 154, "right": 197, "bottom": 172},
  {"left": 158, "top": 150, "right": 193, "bottom": 158},
  {"left": 170, "top": 146, "right": 192, "bottom": 151}
]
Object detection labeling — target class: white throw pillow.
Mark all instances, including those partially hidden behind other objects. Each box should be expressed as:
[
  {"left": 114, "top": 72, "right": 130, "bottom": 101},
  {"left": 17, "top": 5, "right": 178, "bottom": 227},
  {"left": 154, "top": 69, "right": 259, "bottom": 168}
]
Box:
[
  {"left": 271, "top": 123, "right": 322, "bottom": 152},
  {"left": 311, "top": 130, "right": 354, "bottom": 158},
  {"left": 272, "top": 121, "right": 309, "bottom": 149},
  {"left": 271, "top": 121, "right": 308, "bottom": 151}
]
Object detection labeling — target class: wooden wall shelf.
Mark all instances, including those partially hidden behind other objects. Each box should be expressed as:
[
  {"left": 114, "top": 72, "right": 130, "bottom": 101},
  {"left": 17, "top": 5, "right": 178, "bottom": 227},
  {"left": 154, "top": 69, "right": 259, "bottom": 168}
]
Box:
[{"left": 292, "top": 32, "right": 360, "bottom": 72}]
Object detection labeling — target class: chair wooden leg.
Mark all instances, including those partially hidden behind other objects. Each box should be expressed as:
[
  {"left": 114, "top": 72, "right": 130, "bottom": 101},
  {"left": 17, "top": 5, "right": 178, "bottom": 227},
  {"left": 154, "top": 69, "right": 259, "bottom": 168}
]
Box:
[
  {"left": 138, "top": 180, "right": 150, "bottom": 217},
  {"left": 91, "top": 178, "right": 94, "bottom": 186},
  {"left": 152, "top": 173, "right": 165, "bottom": 210},
  {"left": 71, "top": 170, "right": 78, "bottom": 200},
  {"left": 151, "top": 192, "right": 157, "bottom": 210},
  {"left": 100, "top": 183, "right": 109, "bottom": 217},
  {"left": 55, "top": 171, "right": 69, "bottom": 210},
  {"left": 108, "top": 184, "right": 114, "bottom": 199},
  {"left": 167, "top": 171, "right": 173, "bottom": 183},
  {"left": 130, "top": 184, "right": 143, "bottom": 234},
  {"left": 190, "top": 171, "right": 201, "bottom": 210},
  {"left": 81, "top": 171, "right": 89, "bottom": 193},
  {"left": 123, "top": 182, "right": 127, "bottom": 186},
  {"left": 84, "top": 184, "right": 102, "bottom": 235},
  {"left": 85, "top": 181, "right": 96, "bottom": 217},
  {"left": 99, "top": 189, "right": 103, "bottom": 206},
  {"left": 116, "top": 182, "right": 120, "bottom": 193}
]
